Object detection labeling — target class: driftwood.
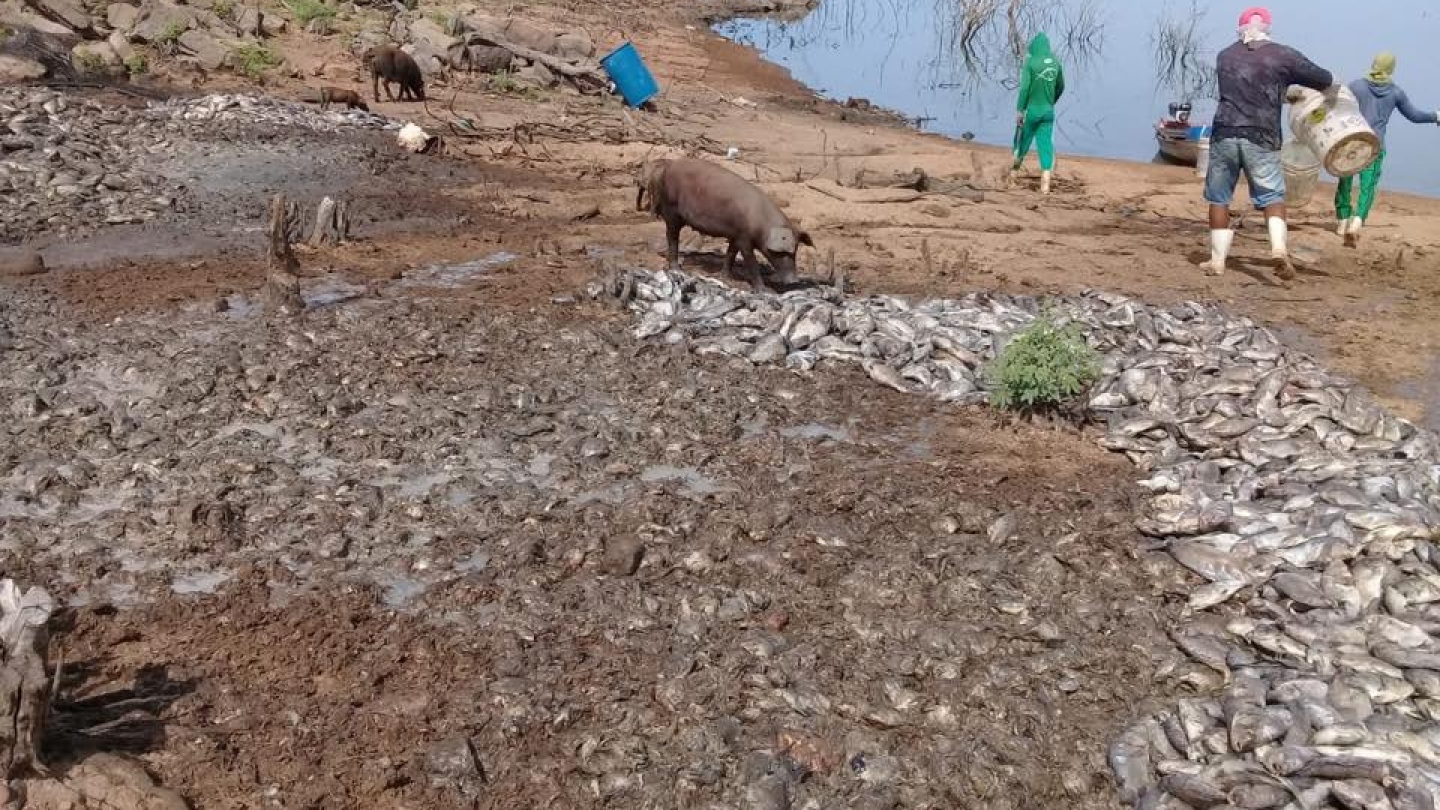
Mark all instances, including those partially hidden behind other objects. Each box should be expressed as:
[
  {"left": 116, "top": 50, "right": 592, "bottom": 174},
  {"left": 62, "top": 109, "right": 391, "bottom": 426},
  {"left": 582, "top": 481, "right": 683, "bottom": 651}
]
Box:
[
  {"left": 263, "top": 194, "right": 304, "bottom": 316},
  {"left": 0, "top": 579, "right": 55, "bottom": 780},
  {"left": 453, "top": 32, "right": 609, "bottom": 93},
  {"left": 309, "top": 196, "right": 350, "bottom": 247}
]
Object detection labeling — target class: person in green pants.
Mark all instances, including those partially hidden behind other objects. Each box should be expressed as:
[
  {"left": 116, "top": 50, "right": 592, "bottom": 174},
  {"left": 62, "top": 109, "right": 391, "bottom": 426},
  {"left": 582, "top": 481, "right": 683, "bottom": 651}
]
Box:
[
  {"left": 1012, "top": 32, "right": 1065, "bottom": 195},
  {"left": 1334, "top": 52, "right": 1440, "bottom": 246}
]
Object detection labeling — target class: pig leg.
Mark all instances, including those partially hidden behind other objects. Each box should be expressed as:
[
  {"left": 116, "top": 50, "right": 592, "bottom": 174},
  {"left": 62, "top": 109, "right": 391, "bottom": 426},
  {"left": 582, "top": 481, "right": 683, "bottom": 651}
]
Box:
[
  {"left": 664, "top": 216, "right": 683, "bottom": 271},
  {"left": 721, "top": 241, "right": 740, "bottom": 278},
  {"left": 740, "top": 246, "right": 772, "bottom": 294},
  {"left": 372, "top": 73, "right": 381, "bottom": 103}
]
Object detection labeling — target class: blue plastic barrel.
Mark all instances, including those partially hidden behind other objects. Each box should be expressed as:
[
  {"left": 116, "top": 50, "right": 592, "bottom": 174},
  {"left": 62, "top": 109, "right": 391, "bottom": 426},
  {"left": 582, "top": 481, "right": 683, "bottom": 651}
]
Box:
[{"left": 600, "top": 41, "right": 659, "bottom": 108}]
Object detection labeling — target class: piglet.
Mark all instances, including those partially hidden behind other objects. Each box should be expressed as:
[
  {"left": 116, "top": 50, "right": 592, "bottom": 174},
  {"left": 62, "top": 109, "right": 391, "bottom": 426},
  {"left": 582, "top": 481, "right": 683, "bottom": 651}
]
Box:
[{"left": 636, "top": 157, "right": 813, "bottom": 292}]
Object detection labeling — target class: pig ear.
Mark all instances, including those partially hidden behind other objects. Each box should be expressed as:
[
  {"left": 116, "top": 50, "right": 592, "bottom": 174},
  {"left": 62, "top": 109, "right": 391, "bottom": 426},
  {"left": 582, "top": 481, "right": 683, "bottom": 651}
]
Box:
[{"left": 765, "top": 228, "right": 797, "bottom": 253}]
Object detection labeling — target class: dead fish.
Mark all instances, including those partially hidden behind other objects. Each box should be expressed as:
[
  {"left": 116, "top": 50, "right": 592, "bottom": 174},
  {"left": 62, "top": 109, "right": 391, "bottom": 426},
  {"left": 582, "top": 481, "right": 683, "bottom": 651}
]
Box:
[
  {"left": 1407, "top": 669, "right": 1440, "bottom": 699},
  {"left": 1312, "top": 724, "right": 1369, "bottom": 746},
  {"left": 1296, "top": 754, "right": 1392, "bottom": 782},
  {"left": 1110, "top": 721, "right": 1158, "bottom": 805},
  {"left": 1370, "top": 615, "right": 1434, "bottom": 649},
  {"left": 1170, "top": 629, "right": 1234, "bottom": 683},
  {"left": 860, "top": 359, "right": 909, "bottom": 394},
  {"left": 1330, "top": 778, "right": 1394, "bottom": 810},
  {"left": 1373, "top": 643, "right": 1440, "bottom": 672},
  {"left": 1270, "top": 572, "right": 1331, "bottom": 608},
  {"left": 1226, "top": 782, "right": 1293, "bottom": 809},
  {"left": 1229, "top": 706, "right": 1293, "bottom": 752},
  {"left": 1160, "top": 773, "right": 1229, "bottom": 807},
  {"left": 1268, "top": 678, "right": 1328, "bottom": 704},
  {"left": 1258, "top": 744, "right": 1314, "bottom": 776},
  {"left": 1328, "top": 678, "right": 1376, "bottom": 723},
  {"left": 1393, "top": 786, "right": 1436, "bottom": 810}
]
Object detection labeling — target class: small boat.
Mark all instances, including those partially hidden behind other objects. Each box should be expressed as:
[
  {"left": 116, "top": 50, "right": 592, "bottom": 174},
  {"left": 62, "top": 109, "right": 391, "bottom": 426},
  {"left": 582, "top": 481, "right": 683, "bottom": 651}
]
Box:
[{"left": 1155, "top": 102, "right": 1210, "bottom": 166}]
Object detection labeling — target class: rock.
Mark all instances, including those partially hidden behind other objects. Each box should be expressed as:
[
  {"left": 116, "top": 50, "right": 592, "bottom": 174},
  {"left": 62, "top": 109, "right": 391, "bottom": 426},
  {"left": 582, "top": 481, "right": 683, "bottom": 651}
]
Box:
[
  {"left": 458, "top": 11, "right": 503, "bottom": 39},
  {"left": 408, "top": 16, "right": 455, "bottom": 52},
  {"left": 177, "top": 27, "right": 226, "bottom": 69},
  {"left": 303, "top": 15, "right": 329, "bottom": 35},
  {"left": 602, "top": 536, "right": 643, "bottom": 576},
  {"left": 131, "top": 3, "right": 193, "bottom": 44},
  {"left": 453, "top": 43, "right": 507, "bottom": 73},
  {"left": 106, "top": 2, "right": 138, "bottom": 31},
  {"left": 107, "top": 29, "right": 134, "bottom": 60},
  {"left": 402, "top": 41, "right": 446, "bottom": 77},
  {"left": 71, "top": 40, "right": 121, "bottom": 74},
  {"left": 24, "top": 0, "right": 95, "bottom": 36},
  {"left": 258, "top": 11, "right": 284, "bottom": 35},
  {"left": 514, "top": 60, "right": 553, "bottom": 87},
  {"left": 350, "top": 28, "right": 387, "bottom": 57},
  {"left": 0, "top": 53, "right": 48, "bottom": 81},
  {"left": 0, "top": 249, "right": 46, "bottom": 276},
  {"left": 501, "top": 17, "right": 555, "bottom": 55},
  {"left": 233, "top": 6, "right": 261, "bottom": 37},
  {"left": 426, "top": 735, "right": 486, "bottom": 794},
  {"left": 553, "top": 31, "right": 593, "bottom": 60}
]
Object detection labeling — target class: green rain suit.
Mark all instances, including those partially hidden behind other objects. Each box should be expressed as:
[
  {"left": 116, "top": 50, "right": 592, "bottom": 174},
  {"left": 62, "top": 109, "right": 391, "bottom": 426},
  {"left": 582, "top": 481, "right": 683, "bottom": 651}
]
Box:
[{"left": 1013, "top": 32, "right": 1065, "bottom": 172}]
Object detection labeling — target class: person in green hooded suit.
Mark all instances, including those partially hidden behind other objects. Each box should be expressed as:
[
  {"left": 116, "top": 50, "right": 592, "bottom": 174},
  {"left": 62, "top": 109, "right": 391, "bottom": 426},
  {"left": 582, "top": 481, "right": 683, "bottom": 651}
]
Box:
[
  {"left": 1333, "top": 52, "right": 1439, "bottom": 246},
  {"left": 1012, "top": 32, "right": 1065, "bottom": 194}
]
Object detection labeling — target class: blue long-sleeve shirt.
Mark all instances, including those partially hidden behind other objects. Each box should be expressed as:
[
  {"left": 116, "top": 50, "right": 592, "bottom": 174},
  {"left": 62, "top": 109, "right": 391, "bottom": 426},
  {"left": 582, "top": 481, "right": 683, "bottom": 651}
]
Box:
[{"left": 1349, "top": 78, "right": 1438, "bottom": 145}]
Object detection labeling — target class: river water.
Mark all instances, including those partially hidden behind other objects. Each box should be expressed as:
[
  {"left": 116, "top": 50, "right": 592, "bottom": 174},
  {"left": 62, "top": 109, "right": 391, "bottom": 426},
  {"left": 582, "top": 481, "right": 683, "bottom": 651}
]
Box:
[{"left": 717, "top": 0, "right": 1440, "bottom": 197}]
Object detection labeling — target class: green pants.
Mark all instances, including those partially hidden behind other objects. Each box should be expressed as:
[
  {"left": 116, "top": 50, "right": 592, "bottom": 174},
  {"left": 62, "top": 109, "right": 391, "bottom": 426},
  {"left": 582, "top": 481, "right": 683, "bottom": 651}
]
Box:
[
  {"left": 1014, "top": 109, "right": 1056, "bottom": 171},
  {"left": 1335, "top": 149, "right": 1386, "bottom": 222}
]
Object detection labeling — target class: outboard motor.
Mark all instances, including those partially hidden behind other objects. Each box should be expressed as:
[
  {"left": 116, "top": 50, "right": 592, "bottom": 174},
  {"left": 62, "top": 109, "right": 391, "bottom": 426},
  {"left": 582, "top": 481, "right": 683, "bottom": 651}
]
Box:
[{"left": 1168, "top": 102, "right": 1193, "bottom": 123}]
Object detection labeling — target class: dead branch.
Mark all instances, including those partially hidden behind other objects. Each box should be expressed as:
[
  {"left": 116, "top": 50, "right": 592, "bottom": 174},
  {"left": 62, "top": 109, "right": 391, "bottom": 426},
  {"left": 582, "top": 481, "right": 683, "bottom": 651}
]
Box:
[{"left": 0, "top": 579, "right": 55, "bottom": 779}]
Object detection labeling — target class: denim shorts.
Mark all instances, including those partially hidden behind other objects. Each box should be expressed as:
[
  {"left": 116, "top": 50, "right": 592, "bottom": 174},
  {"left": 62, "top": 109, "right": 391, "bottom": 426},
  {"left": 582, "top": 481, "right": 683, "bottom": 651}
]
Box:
[{"left": 1203, "top": 137, "right": 1286, "bottom": 209}]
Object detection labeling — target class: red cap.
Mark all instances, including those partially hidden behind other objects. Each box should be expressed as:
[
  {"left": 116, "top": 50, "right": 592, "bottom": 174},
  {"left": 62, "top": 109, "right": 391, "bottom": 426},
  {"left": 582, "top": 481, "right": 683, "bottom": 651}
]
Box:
[{"left": 1238, "top": 7, "right": 1271, "bottom": 27}]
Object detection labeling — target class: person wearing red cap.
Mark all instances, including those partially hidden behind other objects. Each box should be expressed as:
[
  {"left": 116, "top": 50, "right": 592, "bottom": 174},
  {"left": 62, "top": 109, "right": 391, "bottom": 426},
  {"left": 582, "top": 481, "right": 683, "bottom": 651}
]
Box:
[{"left": 1203, "top": 6, "right": 1338, "bottom": 281}]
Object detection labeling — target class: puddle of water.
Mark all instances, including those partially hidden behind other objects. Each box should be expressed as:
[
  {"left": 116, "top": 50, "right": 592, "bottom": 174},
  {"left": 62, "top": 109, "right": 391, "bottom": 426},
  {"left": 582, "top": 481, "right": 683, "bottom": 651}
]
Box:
[
  {"left": 640, "top": 465, "right": 734, "bottom": 498},
  {"left": 372, "top": 570, "right": 429, "bottom": 609},
  {"left": 574, "top": 482, "right": 634, "bottom": 506},
  {"left": 779, "top": 422, "right": 854, "bottom": 442},
  {"left": 67, "top": 579, "right": 144, "bottom": 609},
  {"left": 171, "top": 569, "right": 233, "bottom": 595},
  {"left": 398, "top": 252, "right": 519, "bottom": 288},
  {"left": 455, "top": 551, "right": 491, "bottom": 574},
  {"left": 716, "top": 0, "right": 1440, "bottom": 197},
  {"left": 302, "top": 277, "right": 368, "bottom": 309}
]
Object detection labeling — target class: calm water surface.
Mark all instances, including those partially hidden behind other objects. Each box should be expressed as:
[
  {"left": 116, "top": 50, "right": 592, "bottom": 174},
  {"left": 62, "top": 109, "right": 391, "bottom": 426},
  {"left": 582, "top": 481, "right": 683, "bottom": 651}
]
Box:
[{"left": 717, "top": 0, "right": 1440, "bottom": 197}]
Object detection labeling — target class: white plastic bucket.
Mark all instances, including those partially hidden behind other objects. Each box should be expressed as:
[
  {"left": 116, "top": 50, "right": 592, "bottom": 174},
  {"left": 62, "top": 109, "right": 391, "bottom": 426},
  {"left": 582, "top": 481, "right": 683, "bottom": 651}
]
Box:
[
  {"left": 1288, "top": 84, "right": 1381, "bottom": 178},
  {"left": 1195, "top": 137, "right": 1210, "bottom": 179},
  {"left": 1280, "top": 138, "right": 1321, "bottom": 207}
]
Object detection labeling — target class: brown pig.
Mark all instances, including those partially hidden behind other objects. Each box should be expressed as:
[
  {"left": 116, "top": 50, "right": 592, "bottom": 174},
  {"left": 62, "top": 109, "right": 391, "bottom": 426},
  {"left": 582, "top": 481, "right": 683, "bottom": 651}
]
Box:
[
  {"left": 307, "top": 86, "right": 369, "bottom": 111},
  {"left": 362, "top": 45, "right": 425, "bottom": 103},
  {"left": 637, "top": 157, "right": 813, "bottom": 292}
]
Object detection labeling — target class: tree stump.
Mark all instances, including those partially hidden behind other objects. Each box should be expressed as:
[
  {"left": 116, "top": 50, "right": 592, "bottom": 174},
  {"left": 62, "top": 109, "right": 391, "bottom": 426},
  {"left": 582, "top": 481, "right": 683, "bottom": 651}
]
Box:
[
  {"left": 0, "top": 579, "right": 55, "bottom": 782},
  {"left": 263, "top": 194, "right": 305, "bottom": 316},
  {"left": 309, "top": 196, "right": 350, "bottom": 247}
]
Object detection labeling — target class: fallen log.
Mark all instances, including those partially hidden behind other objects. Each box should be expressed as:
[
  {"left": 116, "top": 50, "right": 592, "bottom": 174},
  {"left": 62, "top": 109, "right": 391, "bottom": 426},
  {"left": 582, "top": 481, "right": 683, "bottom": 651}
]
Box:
[{"left": 455, "top": 32, "right": 609, "bottom": 93}]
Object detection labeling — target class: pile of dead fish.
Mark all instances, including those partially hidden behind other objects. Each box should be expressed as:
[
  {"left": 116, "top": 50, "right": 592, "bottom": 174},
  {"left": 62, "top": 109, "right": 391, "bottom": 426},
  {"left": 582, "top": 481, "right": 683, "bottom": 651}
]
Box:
[
  {"left": 603, "top": 267, "right": 1440, "bottom": 810},
  {"left": 0, "top": 88, "right": 395, "bottom": 242},
  {"left": 0, "top": 87, "right": 187, "bottom": 239},
  {"left": 146, "top": 92, "right": 396, "bottom": 132}
]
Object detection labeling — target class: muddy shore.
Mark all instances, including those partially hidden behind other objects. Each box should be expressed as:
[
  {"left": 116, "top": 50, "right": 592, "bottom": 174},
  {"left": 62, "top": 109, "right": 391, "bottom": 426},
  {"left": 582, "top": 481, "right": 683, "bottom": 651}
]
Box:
[{"left": 0, "top": 0, "right": 1437, "bottom": 806}]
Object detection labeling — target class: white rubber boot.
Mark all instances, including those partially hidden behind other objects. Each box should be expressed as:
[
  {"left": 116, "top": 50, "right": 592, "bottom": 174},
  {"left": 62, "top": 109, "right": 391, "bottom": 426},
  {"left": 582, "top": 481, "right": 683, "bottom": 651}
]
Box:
[
  {"left": 1040, "top": 170, "right": 1052, "bottom": 195},
  {"left": 1206, "top": 228, "right": 1234, "bottom": 276},
  {"left": 1267, "top": 217, "right": 1296, "bottom": 281},
  {"left": 1336, "top": 218, "right": 1351, "bottom": 238},
  {"left": 1344, "top": 216, "right": 1362, "bottom": 247}
]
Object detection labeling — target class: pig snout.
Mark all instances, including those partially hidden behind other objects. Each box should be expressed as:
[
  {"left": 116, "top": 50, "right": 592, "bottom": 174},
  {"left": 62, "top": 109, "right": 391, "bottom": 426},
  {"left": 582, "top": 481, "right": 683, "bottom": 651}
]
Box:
[{"left": 768, "top": 254, "right": 799, "bottom": 285}]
